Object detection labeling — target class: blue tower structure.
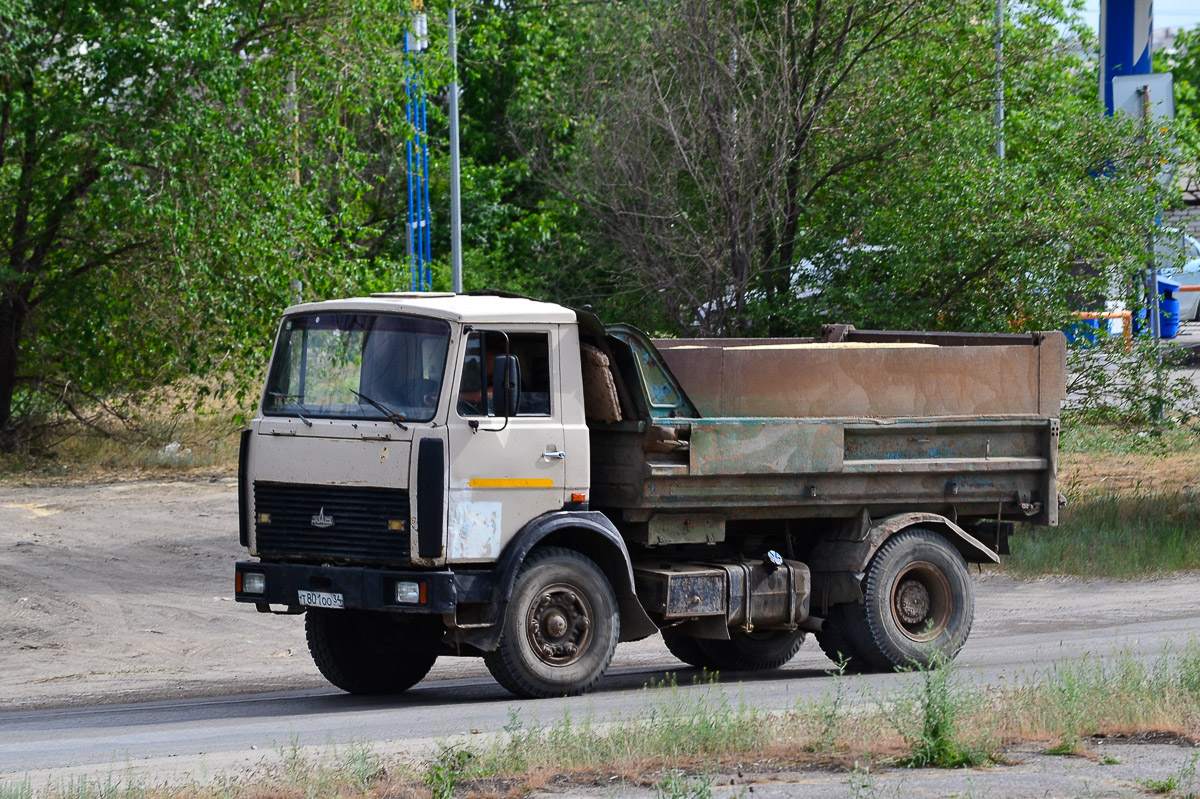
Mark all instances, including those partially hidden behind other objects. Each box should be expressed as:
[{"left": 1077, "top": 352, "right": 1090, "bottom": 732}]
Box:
[
  {"left": 405, "top": 5, "right": 433, "bottom": 291},
  {"left": 1099, "top": 0, "right": 1153, "bottom": 114}
]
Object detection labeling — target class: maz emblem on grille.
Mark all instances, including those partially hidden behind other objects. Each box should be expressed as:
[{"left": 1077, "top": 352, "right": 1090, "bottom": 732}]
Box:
[{"left": 310, "top": 507, "right": 335, "bottom": 528}]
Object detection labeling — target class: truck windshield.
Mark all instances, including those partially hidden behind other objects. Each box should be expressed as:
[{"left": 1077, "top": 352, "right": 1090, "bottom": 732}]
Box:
[{"left": 263, "top": 313, "right": 450, "bottom": 424}]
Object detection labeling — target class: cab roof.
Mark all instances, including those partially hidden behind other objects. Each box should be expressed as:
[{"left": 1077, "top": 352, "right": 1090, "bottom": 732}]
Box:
[{"left": 283, "top": 293, "right": 578, "bottom": 324}]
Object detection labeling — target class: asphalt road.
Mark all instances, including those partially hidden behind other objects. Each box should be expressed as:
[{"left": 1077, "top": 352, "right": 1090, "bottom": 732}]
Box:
[{"left": 2, "top": 590, "right": 1197, "bottom": 789}]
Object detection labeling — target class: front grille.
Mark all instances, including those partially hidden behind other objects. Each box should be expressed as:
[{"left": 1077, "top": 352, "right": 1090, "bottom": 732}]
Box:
[{"left": 254, "top": 481, "right": 411, "bottom": 565}]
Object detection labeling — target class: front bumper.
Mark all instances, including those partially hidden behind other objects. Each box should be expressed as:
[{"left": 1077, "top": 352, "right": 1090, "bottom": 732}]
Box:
[{"left": 234, "top": 561, "right": 493, "bottom": 614}]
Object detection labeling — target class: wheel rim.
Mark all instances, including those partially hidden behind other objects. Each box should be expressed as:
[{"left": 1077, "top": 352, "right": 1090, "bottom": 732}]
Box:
[
  {"left": 524, "top": 583, "right": 594, "bottom": 666},
  {"left": 890, "top": 561, "right": 952, "bottom": 642}
]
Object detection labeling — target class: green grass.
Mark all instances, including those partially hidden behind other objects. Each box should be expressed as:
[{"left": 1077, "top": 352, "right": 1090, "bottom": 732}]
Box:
[
  {"left": 1060, "top": 421, "right": 1200, "bottom": 456},
  {"left": 462, "top": 674, "right": 769, "bottom": 776},
  {"left": 0, "top": 780, "right": 32, "bottom": 799},
  {"left": 1006, "top": 488, "right": 1200, "bottom": 578},
  {"left": 1140, "top": 753, "right": 1198, "bottom": 796}
]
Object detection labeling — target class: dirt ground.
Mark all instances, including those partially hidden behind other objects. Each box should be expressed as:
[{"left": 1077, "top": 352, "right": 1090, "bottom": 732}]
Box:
[
  {"left": 0, "top": 476, "right": 331, "bottom": 711},
  {"left": 2, "top": 470, "right": 1200, "bottom": 714}
]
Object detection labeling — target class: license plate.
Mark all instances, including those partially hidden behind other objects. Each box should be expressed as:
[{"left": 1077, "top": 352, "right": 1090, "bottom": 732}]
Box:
[{"left": 297, "top": 590, "right": 344, "bottom": 609}]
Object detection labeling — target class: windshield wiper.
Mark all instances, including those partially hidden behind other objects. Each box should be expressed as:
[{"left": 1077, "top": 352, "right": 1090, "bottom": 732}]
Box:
[
  {"left": 268, "top": 392, "right": 314, "bottom": 427},
  {"left": 350, "top": 390, "right": 408, "bottom": 430}
]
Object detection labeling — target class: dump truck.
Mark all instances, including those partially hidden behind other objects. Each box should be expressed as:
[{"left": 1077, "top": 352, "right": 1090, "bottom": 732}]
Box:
[{"left": 234, "top": 293, "right": 1065, "bottom": 698}]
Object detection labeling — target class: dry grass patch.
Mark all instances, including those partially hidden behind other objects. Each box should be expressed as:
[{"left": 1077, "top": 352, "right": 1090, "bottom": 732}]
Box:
[{"left": 0, "top": 387, "right": 245, "bottom": 484}]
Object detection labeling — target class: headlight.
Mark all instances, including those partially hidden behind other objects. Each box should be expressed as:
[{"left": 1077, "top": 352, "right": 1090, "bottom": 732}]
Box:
[
  {"left": 395, "top": 581, "right": 421, "bottom": 604},
  {"left": 241, "top": 572, "right": 267, "bottom": 595}
]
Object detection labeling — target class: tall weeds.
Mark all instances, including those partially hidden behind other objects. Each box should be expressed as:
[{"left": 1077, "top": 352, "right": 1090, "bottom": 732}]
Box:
[{"left": 1008, "top": 488, "right": 1200, "bottom": 578}]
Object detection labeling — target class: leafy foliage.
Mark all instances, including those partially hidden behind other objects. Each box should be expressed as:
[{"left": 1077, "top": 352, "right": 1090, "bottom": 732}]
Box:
[
  {"left": 507, "top": 0, "right": 1175, "bottom": 337},
  {"left": 0, "top": 0, "right": 419, "bottom": 440},
  {"left": 888, "top": 654, "right": 994, "bottom": 769},
  {"left": 1155, "top": 25, "right": 1200, "bottom": 186}
]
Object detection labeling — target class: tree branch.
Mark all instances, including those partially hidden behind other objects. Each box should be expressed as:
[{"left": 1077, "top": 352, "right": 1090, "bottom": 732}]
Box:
[{"left": 27, "top": 239, "right": 152, "bottom": 310}]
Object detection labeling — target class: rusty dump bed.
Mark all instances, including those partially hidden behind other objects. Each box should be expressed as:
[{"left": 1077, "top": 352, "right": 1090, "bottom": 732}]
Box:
[
  {"left": 655, "top": 327, "right": 1065, "bottom": 419},
  {"left": 588, "top": 326, "right": 1065, "bottom": 533}
]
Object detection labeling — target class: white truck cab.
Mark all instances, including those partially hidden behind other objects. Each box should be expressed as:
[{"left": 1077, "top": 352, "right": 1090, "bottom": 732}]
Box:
[{"left": 246, "top": 293, "right": 590, "bottom": 566}]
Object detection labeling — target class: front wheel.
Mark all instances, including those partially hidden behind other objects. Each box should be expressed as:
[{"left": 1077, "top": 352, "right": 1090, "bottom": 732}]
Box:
[
  {"left": 484, "top": 547, "right": 619, "bottom": 698},
  {"left": 305, "top": 610, "right": 437, "bottom": 694},
  {"left": 847, "top": 528, "right": 975, "bottom": 671}
]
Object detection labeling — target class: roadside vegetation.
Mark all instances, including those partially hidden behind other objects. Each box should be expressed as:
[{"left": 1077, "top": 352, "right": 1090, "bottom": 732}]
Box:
[
  {"left": 1008, "top": 485, "right": 1200, "bottom": 578},
  {"left": 2, "top": 644, "right": 1198, "bottom": 799},
  {"left": 0, "top": 395, "right": 243, "bottom": 483},
  {"left": 1003, "top": 420, "right": 1200, "bottom": 578}
]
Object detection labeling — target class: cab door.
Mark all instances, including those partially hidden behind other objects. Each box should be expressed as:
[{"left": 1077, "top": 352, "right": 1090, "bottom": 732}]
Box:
[{"left": 446, "top": 327, "right": 566, "bottom": 562}]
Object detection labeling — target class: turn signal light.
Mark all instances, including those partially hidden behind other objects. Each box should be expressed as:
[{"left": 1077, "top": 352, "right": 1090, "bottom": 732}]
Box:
[{"left": 571, "top": 493, "right": 586, "bottom": 503}]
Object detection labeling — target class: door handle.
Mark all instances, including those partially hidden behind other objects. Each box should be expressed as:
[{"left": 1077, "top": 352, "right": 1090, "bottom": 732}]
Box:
[{"left": 542, "top": 450, "right": 567, "bottom": 460}]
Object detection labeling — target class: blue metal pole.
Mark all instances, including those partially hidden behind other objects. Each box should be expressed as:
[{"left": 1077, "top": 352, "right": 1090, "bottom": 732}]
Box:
[
  {"left": 1100, "top": 0, "right": 1153, "bottom": 114},
  {"left": 404, "top": 11, "right": 433, "bottom": 291}
]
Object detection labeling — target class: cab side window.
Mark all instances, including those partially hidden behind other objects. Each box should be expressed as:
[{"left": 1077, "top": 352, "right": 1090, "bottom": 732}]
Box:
[{"left": 457, "top": 331, "right": 552, "bottom": 417}]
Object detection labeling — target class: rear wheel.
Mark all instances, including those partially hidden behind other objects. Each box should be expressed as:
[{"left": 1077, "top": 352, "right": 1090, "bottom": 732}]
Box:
[
  {"left": 843, "top": 528, "right": 974, "bottom": 671},
  {"left": 484, "top": 547, "right": 619, "bottom": 698},
  {"left": 661, "top": 627, "right": 720, "bottom": 669},
  {"left": 305, "top": 610, "right": 437, "bottom": 694},
  {"left": 814, "top": 604, "right": 871, "bottom": 673},
  {"left": 694, "top": 629, "right": 806, "bottom": 671}
]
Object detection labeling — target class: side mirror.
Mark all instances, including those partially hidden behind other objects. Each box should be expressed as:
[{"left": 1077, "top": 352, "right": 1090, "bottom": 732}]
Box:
[{"left": 492, "top": 355, "right": 521, "bottom": 417}]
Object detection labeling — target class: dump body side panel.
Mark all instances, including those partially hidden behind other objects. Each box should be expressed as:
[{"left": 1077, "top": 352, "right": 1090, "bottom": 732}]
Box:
[
  {"left": 654, "top": 332, "right": 1066, "bottom": 419},
  {"left": 591, "top": 416, "right": 1056, "bottom": 527}
]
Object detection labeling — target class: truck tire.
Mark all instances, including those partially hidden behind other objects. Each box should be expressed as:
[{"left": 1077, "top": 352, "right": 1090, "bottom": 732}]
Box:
[
  {"left": 694, "top": 629, "right": 807, "bottom": 671},
  {"left": 484, "top": 547, "right": 619, "bottom": 698},
  {"left": 305, "top": 610, "right": 437, "bottom": 695},
  {"left": 814, "top": 604, "right": 871, "bottom": 673},
  {"left": 852, "top": 528, "right": 974, "bottom": 671},
  {"left": 660, "top": 627, "right": 721, "bottom": 669}
]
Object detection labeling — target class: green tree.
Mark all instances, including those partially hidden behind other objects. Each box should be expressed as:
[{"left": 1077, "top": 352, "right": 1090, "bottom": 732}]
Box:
[
  {"left": 508, "top": 0, "right": 1174, "bottom": 336},
  {"left": 794, "top": 6, "right": 1170, "bottom": 335},
  {"left": 1154, "top": 24, "right": 1200, "bottom": 220},
  {"left": 0, "top": 0, "right": 419, "bottom": 442},
  {"left": 425, "top": 0, "right": 594, "bottom": 302}
]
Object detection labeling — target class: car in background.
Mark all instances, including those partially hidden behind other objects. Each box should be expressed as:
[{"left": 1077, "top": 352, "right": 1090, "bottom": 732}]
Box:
[{"left": 1164, "top": 234, "right": 1200, "bottom": 322}]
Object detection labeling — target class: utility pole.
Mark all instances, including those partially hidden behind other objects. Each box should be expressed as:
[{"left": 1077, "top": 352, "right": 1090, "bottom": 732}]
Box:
[
  {"left": 449, "top": 4, "right": 464, "bottom": 294},
  {"left": 994, "top": 0, "right": 1004, "bottom": 160}
]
